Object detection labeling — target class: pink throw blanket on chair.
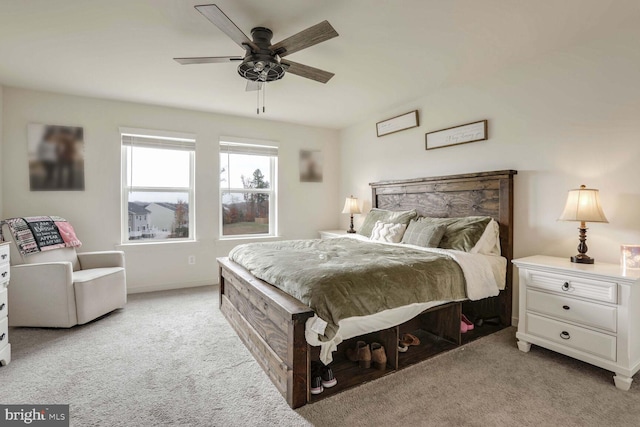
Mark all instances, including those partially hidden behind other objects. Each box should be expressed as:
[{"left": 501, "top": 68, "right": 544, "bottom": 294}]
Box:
[{"left": 0, "top": 216, "right": 82, "bottom": 255}]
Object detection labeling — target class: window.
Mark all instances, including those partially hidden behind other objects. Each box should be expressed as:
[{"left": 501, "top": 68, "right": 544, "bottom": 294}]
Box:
[
  {"left": 121, "top": 129, "right": 195, "bottom": 243},
  {"left": 220, "top": 140, "right": 278, "bottom": 238}
]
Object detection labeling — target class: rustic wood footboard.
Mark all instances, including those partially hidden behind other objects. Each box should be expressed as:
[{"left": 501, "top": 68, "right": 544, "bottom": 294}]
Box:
[{"left": 218, "top": 257, "right": 314, "bottom": 408}]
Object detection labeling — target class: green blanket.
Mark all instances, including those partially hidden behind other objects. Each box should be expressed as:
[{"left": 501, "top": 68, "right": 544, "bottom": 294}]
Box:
[{"left": 229, "top": 238, "right": 466, "bottom": 341}]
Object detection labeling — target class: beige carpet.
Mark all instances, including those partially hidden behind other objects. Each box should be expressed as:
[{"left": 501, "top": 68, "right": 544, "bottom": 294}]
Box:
[{"left": 1, "top": 286, "right": 638, "bottom": 426}]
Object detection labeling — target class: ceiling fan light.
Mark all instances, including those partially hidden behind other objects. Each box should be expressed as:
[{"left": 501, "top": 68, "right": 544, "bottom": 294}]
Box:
[{"left": 238, "top": 54, "right": 285, "bottom": 83}]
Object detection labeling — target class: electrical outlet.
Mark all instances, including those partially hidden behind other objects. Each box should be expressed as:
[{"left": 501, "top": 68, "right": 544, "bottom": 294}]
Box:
[{"left": 188, "top": 255, "right": 196, "bottom": 265}]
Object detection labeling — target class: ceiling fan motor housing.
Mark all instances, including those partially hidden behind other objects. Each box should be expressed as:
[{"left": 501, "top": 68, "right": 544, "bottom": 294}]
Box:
[{"left": 237, "top": 27, "right": 286, "bottom": 82}]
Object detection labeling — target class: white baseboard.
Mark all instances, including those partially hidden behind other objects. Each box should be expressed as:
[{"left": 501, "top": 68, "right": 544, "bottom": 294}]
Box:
[
  {"left": 512, "top": 316, "right": 519, "bottom": 327},
  {"left": 127, "top": 280, "right": 216, "bottom": 294}
]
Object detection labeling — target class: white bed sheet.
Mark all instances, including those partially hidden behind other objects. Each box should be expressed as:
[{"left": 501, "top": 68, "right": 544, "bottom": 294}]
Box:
[{"left": 305, "top": 235, "right": 507, "bottom": 364}]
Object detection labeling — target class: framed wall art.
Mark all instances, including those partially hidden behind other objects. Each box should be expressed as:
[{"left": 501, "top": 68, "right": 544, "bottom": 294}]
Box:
[
  {"left": 299, "top": 149, "right": 323, "bottom": 183},
  {"left": 28, "top": 123, "right": 85, "bottom": 191},
  {"left": 376, "top": 110, "right": 419, "bottom": 137},
  {"left": 425, "top": 120, "right": 487, "bottom": 150}
]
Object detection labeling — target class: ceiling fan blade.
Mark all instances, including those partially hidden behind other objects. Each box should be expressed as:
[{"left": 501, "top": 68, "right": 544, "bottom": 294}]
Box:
[
  {"left": 174, "top": 56, "right": 243, "bottom": 65},
  {"left": 270, "top": 21, "right": 338, "bottom": 57},
  {"left": 245, "top": 81, "right": 263, "bottom": 92},
  {"left": 281, "top": 60, "right": 334, "bottom": 83},
  {"left": 194, "top": 4, "right": 256, "bottom": 51}
]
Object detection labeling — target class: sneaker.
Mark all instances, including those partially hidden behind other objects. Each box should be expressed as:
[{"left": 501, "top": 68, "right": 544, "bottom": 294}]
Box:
[
  {"left": 310, "top": 373, "right": 324, "bottom": 395},
  {"left": 321, "top": 365, "right": 337, "bottom": 388},
  {"left": 310, "top": 362, "right": 324, "bottom": 395}
]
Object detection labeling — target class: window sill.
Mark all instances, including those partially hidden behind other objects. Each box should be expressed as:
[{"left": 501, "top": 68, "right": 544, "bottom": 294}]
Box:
[
  {"left": 116, "top": 240, "right": 198, "bottom": 250},
  {"left": 218, "top": 235, "right": 281, "bottom": 242}
]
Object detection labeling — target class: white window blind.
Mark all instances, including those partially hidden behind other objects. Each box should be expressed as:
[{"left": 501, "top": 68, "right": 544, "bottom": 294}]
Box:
[
  {"left": 219, "top": 142, "right": 278, "bottom": 157},
  {"left": 122, "top": 135, "right": 195, "bottom": 152}
]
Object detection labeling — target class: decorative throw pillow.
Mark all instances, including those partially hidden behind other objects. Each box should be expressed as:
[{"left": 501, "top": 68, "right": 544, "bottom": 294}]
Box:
[
  {"left": 370, "top": 221, "right": 407, "bottom": 243},
  {"left": 417, "top": 216, "right": 492, "bottom": 252},
  {"left": 401, "top": 220, "right": 447, "bottom": 248},
  {"left": 470, "top": 219, "right": 501, "bottom": 255},
  {"left": 358, "top": 208, "right": 417, "bottom": 238}
]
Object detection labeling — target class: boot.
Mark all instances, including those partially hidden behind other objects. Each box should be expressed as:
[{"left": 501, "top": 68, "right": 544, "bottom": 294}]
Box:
[
  {"left": 346, "top": 340, "right": 371, "bottom": 368},
  {"left": 371, "top": 342, "right": 387, "bottom": 370}
]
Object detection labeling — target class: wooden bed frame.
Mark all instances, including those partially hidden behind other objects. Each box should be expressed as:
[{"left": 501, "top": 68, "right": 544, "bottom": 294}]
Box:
[{"left": 218, "top": 169, "right": 516, "bottom": 408}]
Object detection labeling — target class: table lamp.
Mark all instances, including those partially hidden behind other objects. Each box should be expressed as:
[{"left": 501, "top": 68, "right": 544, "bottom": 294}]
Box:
[
  {"left": 342, "top": 195, "right": 361, "bottom": 234},
  {"left": 558, "top": 185, "right": 608, "bottom": 264}
]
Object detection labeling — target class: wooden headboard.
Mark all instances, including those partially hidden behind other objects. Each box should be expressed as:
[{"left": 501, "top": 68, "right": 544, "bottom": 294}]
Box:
[{"left": 369, "top": 169, "right": 517, "bottom": 325}]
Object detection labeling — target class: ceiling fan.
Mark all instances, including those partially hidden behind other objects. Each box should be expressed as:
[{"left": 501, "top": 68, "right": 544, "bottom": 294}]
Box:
[{"left": 174, "top": 4, "right": 339, "bottom": 96}]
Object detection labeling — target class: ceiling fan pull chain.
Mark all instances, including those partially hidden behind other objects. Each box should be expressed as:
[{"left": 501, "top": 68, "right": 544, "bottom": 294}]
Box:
[
  {"left": 256, "top": 85, "right": 260, "bottom": 115},
  {"left": 263, "top": 83, "right": 266, "bottom": 113}
]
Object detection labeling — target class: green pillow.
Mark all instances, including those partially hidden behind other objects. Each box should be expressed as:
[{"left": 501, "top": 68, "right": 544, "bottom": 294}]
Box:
[
  {"left": 417, "top": 216, "right": 492, "bottom": 252},
  {"left": 401, "top": 220, "right": 447, "bottom": 247},
  {"left": 358, "top": 208, "right": 417, "bottom": 238}
]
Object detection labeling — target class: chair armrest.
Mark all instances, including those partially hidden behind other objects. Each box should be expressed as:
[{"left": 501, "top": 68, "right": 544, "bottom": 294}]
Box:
[
  {"left": 9, "top": 262, "right": 77, "bottom": 327},
  {"left": 77, "top": 251, "right": 125, "bottom": 269},
  {"left": 12, "top": 261, "right": 74, "bottom": 282}
]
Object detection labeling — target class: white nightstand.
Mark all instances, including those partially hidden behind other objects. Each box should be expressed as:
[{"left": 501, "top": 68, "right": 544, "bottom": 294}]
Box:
[
  {"left": 513, "top": 255, "right": 640, "bottom": 390},
  {"left": 0, "top": 242, "right": 10, "bottom": 366},
  {"left": 318, "top": 230, "right": 351, "bottom": 239}
]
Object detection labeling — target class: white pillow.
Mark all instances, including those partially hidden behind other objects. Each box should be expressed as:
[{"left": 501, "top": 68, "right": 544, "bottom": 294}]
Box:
[
  {"left": 470, "top": 219, "right": 501, "bottom": 255},
  {"left": 370, "top": 221, "right": 407, "bottom": 243}
]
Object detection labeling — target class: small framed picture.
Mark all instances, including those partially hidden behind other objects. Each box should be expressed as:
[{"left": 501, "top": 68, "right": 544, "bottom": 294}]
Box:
[
  {"left": 376, "top": 110, "right": 419, "bottom": 137},
  {"left": 299, "top": 150, "right": 323, "bottom": 183}
]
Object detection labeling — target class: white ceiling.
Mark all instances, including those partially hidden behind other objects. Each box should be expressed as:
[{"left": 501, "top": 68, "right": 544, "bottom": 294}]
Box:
[{"left": 0, "top": 0, "right": 638, "bottom": 129}]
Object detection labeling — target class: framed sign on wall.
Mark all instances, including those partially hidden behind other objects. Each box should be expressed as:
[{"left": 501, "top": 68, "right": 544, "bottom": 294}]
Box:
[
  {"left": 425, "top": 120, "right": 487, "bottom": 150},
  {"left": 376, "top": 110, "right": 419, "bottom": 137}
]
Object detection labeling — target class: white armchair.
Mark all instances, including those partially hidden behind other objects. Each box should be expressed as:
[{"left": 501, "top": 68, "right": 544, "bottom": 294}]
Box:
[{"left": 2, "top": 224, "right": 126, "bottom": 327}]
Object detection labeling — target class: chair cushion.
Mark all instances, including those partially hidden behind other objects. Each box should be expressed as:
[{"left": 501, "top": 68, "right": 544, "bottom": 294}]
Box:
[
  {"left": 73, "top": 267, "right": 126, "bottom": 325},
  {"left": 73, "top": 267, "right": 124, "bottom": 283}
]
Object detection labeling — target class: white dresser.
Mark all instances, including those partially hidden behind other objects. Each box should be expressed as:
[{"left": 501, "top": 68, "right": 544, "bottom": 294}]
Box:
[
  {"left": 0, "top": 242, "right": 10, "bottom": 366},
  {"left": 514, "top": 255, "right": 640, "bottom": 390}
]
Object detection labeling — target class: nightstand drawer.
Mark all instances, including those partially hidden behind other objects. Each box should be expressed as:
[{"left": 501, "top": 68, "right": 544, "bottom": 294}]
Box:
[
  {"left": 526, "top": 313, "right": 616, "bottom": 361},
  {"left": 0, "top": 288, "right": 6, "bottom": 319},
  {"left": 525, "top": 270, "right": 617, "bottom": 303},
  {"left": 0, "top": 317, "right": 7, "bottom": 350},
  {"left": 526, "top": 289, "right": 617, "bottom": 332}
]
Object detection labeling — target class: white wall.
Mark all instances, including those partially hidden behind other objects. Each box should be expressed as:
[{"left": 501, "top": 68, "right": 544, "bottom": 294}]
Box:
[
  {"left": 339, "top": 25, "right": 640, "bottom": 323},
  {"left": 1, "top": 87, "right": 340, "bottom": 292}
]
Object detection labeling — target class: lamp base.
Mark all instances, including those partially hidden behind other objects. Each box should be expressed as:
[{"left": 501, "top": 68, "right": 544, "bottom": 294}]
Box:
[
  {"left": 347, "top": 214, "right": 356, "bottom": 234},
  {"left": 571, "top": 254, "right": 594, "bottom": 264}
]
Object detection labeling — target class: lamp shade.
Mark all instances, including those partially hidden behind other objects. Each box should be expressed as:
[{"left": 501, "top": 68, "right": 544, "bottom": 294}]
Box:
[
  {"left": 558, "top": 185, "right": 608, "bottom": 223},
  {"left": 341, "top": 196, "right": 361, "bottom": 214}
]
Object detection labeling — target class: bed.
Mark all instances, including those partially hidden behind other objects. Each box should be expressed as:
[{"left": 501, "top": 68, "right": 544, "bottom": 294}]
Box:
[{"left": 217, "top": 170, "right": 516, "bottom": 408}]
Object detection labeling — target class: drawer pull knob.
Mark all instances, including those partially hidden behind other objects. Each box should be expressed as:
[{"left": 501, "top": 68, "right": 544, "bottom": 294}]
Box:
[
  {"left": 562, "top": 282, "right": 570, "bottom": 291},
  {"left": 1, "top": 254, "right": 6, "bottom": 259},
  {"left": 0, "top": 303, "right": 4, "bottom": 311},
  {"left": 0, "top": 272, "right": 6, "bottom": 278},
  {"left": 560, "top": 331, "right": 571, "bottom": 340},
  {"left": 562, "top": 305, "right": 570, "bottom": 310},
  {"left": 0, "top": 333, "right": 4, "bottom": 341}
]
